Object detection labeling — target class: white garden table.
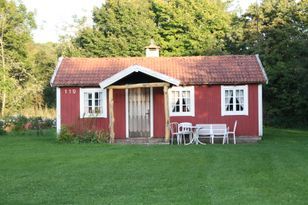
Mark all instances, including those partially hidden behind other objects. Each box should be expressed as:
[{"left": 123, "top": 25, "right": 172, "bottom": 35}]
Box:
[{"left": 184, "top": 126, "right": 206, "bottom": 145}]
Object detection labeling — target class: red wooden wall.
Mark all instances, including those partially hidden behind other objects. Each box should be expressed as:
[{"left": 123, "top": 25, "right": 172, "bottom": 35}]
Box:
[
  {"left": 60, "top": 84, "right": 260, "bottom": 139},
  {"left": 60, "top": 87, "right": 125, "bottom": 138},
  {"left": 153, "top": 84, "right": 259, "bottom": 137}
]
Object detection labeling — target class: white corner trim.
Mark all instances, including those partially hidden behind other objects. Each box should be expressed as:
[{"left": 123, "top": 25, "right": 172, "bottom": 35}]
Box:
[
  {"left": 258, "top": 84, "right": 263, "bottom": 137},
  {"left": 256, "top": 54, "right": 268, "bottom": 84},
  {"left": 50, "top": 56, "right": 64, "bottom": 87},
  {"left": 150, "top": 87, "right": 154, "bottom": 138},
  {"left": 79, "top": 88, "right": 107, "bottom": 118},
  {"left": 99, "top": 64, "right": 180, "bottom": 89},
  {"left": 125, "top": 89, "right": 129, "bottom": 138},
  {"left": 221, "top": 85, "right": 249, "bottom": 116},
  {"left": 56, "top": 87, "right": 61, "bottom": 134},
  {"left": 168, "top": 86, "right": 195, "bottom": 117}
]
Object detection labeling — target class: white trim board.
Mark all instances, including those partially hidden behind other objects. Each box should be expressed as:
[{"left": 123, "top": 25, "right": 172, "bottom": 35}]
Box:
[
  {"left": 125, "top": 89, "right": 129, "bottom": 138},
  {"left": 56, "top": 87, "right": 61, "bottom": 134},
  {"left": 50, "top": 57, "right": 63, "bottom": 87},
  {"left": 258, "top": 84, "right": 263, "bottom": 137},
  {"left": 99, "top": 64, "right": 180, "bottom": 89},
  {"left": 150, "top": 87, "right": 154, "bottom": 138},
  {"left": 256, "top": 54, "right": 268, "bottom": 84}
]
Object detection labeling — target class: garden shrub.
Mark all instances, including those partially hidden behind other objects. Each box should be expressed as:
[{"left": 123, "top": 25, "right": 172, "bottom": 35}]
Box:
[
  {"left": 76, "top": 130, "right": 110, "bottom": 144},
  {"left": 57, "top": 126, "right": 75, "bottom": 143},
  {"left": 13, "top": 115, "right": 28, "bottom": 131},
  {"left": 95, "top": 130, "right": 110, "bottom": 143},
  {"left": 0, "top": 120, "right": 6, "bottom": 135}
]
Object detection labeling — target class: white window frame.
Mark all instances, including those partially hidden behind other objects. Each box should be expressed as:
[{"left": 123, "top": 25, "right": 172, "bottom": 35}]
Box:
[
  {"left": 221, "top": 85, "right": 248, "bottom": 116},
  {"left": 80, "top": 88, "right": 107, "bottom": 118},
  {"left": 168, "top": 86, "right": 195, "bottom": 117}
]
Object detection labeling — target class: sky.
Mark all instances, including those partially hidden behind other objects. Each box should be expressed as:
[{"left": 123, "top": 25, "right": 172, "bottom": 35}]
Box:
[{"left": 22, "top": 0, "right": 257, "bottom": 43}]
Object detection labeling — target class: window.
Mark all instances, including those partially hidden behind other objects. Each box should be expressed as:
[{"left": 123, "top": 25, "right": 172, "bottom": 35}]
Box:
[
  {"left": 168, "top": 86, "right": 195, "bottom": 116},
  {"left": 80, "top": 88, "right": 107, "bottom": 118},
  {"left": 221, "top": 85, "right": 248, "bottom": 116}
]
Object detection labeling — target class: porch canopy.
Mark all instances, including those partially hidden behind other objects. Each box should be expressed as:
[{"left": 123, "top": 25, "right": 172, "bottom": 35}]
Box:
[{"left": 99, "top": 65, "right": 180, "bottom": 143}]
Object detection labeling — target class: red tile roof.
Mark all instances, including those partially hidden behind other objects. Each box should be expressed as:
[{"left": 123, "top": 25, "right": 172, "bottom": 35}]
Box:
[{"left": 51, "top": 55, "right": 267, "bottom": 87}]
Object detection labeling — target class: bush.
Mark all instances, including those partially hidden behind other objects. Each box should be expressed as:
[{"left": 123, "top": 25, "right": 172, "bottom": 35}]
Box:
[
  {"left": 13, "top": 115, "right": 28, "bottom": 131},
  {"left": 0, "top": 120, "right": 6, "bottom": 136},
  {"left": 76, "top": 130, "right": 110, "bottom": 144},
  {"left": 57, "top": 126, "right": 75, "bottom": 143},
  {"left": 57, "top": 127, "right": 110, "bottom": 144},
  {"left": 95, "top": 130, "right": 110, "bottom": 143}
]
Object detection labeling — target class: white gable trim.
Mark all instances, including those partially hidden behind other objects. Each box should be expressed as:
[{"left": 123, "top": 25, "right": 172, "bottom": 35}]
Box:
[
  {"left": 50, "top": 56, "right": 64, "bottom": 87},
  {"left": 99, "top": 64, "right": 180, "bottom": 89},
  {"left": 256, "top": 54, "right": 268, "bottom": 84}
]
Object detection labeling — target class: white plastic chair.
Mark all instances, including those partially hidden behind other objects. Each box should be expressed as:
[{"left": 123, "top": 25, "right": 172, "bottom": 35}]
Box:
[
  {"left": 169, "top": 122, "right": 179, "bottom": 145},
  {"left": 196, "top": 124, "right": 212, "bottom": 144},
  {"left": 228, "top": 120, "right": 238, "bottom": 144},
  {"left": 178, "top": 122, "right": 193, "bottom": 145}
]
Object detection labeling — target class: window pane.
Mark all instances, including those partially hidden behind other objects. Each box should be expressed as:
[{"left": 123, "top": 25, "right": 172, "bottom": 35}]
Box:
[
  {"left": 235, "top": 89, "right": 244, "bottom": 111},
  {"left": 171, "top": 91, "right": 181, "bottom": 113},
  {"left": 224, "top": 90, "right": 234, "bottom": 111}
]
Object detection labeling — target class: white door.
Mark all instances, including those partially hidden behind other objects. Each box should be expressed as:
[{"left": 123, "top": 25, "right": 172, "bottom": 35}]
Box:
[{"left": 128, "top": 88, "right": 150, "bottom": 138}]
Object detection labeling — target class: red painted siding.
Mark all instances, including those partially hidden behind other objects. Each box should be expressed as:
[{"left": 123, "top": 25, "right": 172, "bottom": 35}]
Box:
[
  {"left": 113, "top": 89, "right": 126, "bottom": 138},
  {"left": 165, "top": 84, "right": 259, "bottom": 137},
  {"left": 60, "top": 87, "right": 109, "bottom": 133},
  {"left": 60, "top": 84, "right": 260, "bottom": 139},
  {"left": 153, "top": 88, "right": 166, "bottom": 137}
]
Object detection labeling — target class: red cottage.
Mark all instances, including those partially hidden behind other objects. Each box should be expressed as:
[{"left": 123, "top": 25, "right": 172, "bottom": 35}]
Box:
[{"left": 50, "top": 44, "right": 267, "bottom": 143}]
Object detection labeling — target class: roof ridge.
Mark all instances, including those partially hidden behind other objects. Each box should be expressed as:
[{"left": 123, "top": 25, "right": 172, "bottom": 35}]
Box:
[{"left": 63, "top": 54, "right": 256, "bottom": 60}]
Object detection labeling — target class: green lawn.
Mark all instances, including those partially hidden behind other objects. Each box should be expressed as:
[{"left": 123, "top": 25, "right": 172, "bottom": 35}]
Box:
[{"left": 0, "top": 128, "right": 308, "bottom": 205}]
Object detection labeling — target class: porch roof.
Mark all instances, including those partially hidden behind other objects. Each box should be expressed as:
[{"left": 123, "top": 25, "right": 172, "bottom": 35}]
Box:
[{"left": 51, "top": 55, "right": 268, "bottom": 87}]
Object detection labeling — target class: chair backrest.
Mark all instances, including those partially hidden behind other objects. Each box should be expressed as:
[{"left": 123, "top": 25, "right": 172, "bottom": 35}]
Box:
[
  {"left": 233, "top": 120, "right": 238, "bottom": 132},
  {"left": 178, "top": 122, "right": 192, "bottom": 133},
  {"left": 212, "top": 124, "right": 227, "bottom": 135},
  {"left": 169, "top": 122, "right": 179, "bottom": 135}
]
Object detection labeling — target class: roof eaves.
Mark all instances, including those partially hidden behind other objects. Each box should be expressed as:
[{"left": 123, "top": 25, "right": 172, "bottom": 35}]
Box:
[
  {"left": 256, "top": 54, "right": 269, "bottom": 84},
  {"left": 99, "top": 64, "right": 180, "bottom": 89},
  {"left": 50, "top": 56, "right": 64, "bottom": 87}
]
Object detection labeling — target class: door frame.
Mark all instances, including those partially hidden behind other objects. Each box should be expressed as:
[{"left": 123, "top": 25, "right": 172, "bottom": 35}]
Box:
[{"left": 125, "top": 87, "right": 153, "bottom": 138}]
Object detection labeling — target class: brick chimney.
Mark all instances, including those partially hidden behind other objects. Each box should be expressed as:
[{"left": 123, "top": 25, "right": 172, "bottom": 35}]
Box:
[{"left": 145, "top": 39, "right": 160, "bottom": 57}]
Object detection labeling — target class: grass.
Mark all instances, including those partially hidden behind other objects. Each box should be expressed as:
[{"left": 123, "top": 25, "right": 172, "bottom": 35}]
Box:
[{"left": 0, "top": 128, "right": 308, "bottom": 205}]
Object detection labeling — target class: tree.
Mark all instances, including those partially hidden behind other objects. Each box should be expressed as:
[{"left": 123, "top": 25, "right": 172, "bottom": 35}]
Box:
[
  {"left": 0, "top": 0, "right": 35, "bottom": 116},
  {"left": 64, "top": 0, "right": 233, "bottom": 57},
  {"left": 63, "top": 0, "right": 158, "bottom": 57},
  {"left": 228, "top": 0, "right": 308, "bottom": 127},
  {"left": 152, "top": 0, "right": 232, "bottom": 56}
]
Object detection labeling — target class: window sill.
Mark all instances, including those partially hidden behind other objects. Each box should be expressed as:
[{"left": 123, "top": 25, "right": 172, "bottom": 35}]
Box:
[
  {"left": 170, "top": 112, "right": 195, "bottom": 117},
  {"left": 221, "top": 112, "right": 248, "bottom": 116},
  {"left": 81, "top": 115, "right": 107, "bottom": 118}
]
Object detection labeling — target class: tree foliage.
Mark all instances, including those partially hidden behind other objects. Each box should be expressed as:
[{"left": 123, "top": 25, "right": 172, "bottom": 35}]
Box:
[
  {"left": 0, "top": 0, "right": 57, "bottom": 117},
  {"left": 61, "top": 0, "right": 232, "bottom": 57},
  {"left": 152, "top": 0, "right": 231, "bottom": 56},
  {"left": 61, "top": 0, "right": 158, "bottom": 57},
  {"left": 227, "top": 0, "right": 308, "bottom": 127}
]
